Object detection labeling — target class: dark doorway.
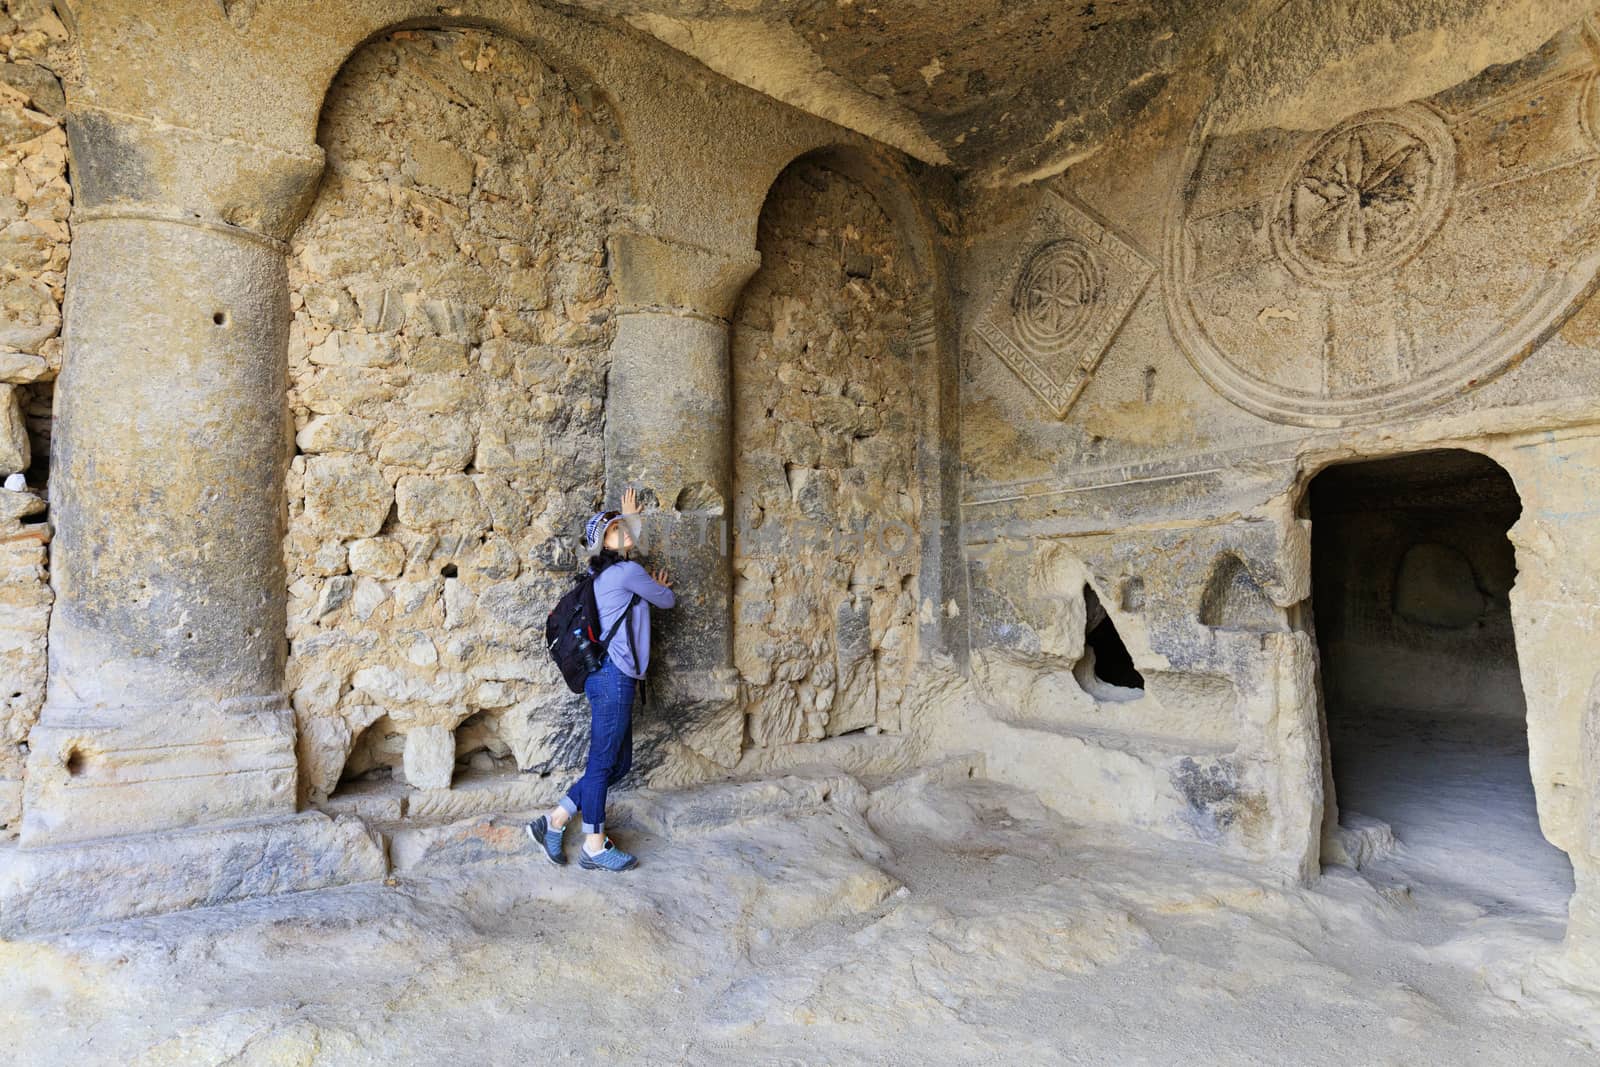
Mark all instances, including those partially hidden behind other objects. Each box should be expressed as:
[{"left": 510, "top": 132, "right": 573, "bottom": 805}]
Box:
[{"left": 1308, "top": 450, "right": 1572, "bottom": 918}]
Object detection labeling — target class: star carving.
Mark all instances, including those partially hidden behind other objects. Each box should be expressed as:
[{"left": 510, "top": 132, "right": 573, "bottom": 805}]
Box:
[{"left": 1287, "top": 123, "right": 1435, "bottom": 269}]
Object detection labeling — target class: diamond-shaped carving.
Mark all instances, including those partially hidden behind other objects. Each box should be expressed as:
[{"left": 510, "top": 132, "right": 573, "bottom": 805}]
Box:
[{"left": 972, "top": 192, "right": 1154, "bottom": 418}]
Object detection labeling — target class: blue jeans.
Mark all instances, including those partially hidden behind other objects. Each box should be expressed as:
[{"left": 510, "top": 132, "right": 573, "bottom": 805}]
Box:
[{"left": 559, "top": 658, "right": 635, "bottom": 835}]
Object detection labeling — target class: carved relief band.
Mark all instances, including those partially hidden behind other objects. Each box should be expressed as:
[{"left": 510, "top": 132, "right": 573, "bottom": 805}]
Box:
[
  {"left": 974, "top": 192, "right": 1154, "bottom": 418},
  {"left": 1164, "top": 18, "right": 1600, "bottom": 427}
]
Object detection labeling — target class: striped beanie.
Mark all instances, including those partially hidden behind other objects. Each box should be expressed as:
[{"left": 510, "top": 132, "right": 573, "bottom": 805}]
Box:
[{"left": 584, "top": 509, "right": 622, "bottom": 551}]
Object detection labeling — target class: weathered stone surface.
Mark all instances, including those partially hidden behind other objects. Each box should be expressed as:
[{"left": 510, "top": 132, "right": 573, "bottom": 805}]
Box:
[
  {"left": 302, "top": 455, "right": 391, "bottom": 538},
  {"left": 732, "top": 162, "right": 920, "bottom": 748},
  {"left": 284, "top": 29, "right": 625, "bottom": 795},
  {"left": 348, "top": 537, "right": 404, "bottom": 579},
  {"left": 387, "top": 812, "right": 528, "bottom": 872},
  {"left": 0, "top": 383, "right": 26, "bottom": 474},
  {"left": 402, "top": 724, "right": 455, "bottom": 791},
  {"left": 0, "top": 812, "right": 387, "bottom": 936},
  {"left": 9, "top": 0, "right": 1600, "bottom": 1011},
  {"left": 0, "top": 485, "right": 41, "bottom": 520},
  {"left": 393, "top": 474, "right": 488, "bottom": 531},
  {"left": 0, "top": 349, "right": 48, "bottom": 383}
]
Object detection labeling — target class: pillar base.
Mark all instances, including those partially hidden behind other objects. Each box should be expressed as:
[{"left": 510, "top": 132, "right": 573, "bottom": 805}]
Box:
[
  {"left": 0, "top": 811, "right": 386, "bottom": 937},
  {"left": 20, "top": 696, "right": 298, "bottom": 846}
]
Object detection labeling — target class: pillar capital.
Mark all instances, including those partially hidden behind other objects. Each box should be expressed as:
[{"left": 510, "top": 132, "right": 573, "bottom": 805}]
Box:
[
  {"left": 606, "top": 231, "right": 761, "bottom": 320},
  {"left": 65, "top": 104, "right": 325, "bottom": 246}
]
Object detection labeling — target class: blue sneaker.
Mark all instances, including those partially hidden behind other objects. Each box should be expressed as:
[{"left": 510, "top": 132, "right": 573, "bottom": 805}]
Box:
[
  {"left": 579, "top": 838, "right": 638, "bottom": 872},
  {"left": 526, "top": 815, "right": 565, "bottom": 866}
]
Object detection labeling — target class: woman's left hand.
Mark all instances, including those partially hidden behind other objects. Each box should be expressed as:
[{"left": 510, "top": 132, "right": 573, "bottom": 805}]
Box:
[{"left": 621, "top": 486, "right": 642, "bottom": 515}]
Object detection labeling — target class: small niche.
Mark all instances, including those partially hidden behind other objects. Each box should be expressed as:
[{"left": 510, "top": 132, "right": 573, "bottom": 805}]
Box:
[
  {"left": 1199, "top": 553, "right": 1279, "bottom": 633},
  {"left": 1076, "top": 584, "right": 1145, "bottom": 697}
]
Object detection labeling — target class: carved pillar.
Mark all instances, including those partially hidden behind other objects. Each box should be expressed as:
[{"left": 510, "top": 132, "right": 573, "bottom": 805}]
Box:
[
  {"left": 19, "top": 108, "right": 324, "bottom": 845},
  {"left": 603, "top": 233, "right": 760, "bottom": 715}
]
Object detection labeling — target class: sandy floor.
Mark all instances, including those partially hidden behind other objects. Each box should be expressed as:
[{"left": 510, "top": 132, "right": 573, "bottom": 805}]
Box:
[{"left": 4, "top": 763, "right": 1597, "bottom": 1066}]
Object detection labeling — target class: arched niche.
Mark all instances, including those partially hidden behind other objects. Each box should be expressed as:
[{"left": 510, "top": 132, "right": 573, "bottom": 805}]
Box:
[
  {"left": 728, "top": 146, "right": 962, "bottom": 752},
  {"left": 284, "top": 24, "right": 631, "bottom": 800}
]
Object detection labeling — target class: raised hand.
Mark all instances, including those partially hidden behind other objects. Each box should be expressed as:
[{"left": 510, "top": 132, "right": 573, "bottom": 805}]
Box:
[{"left": 621, "top": 486, "right": 641, "bottom": 515}]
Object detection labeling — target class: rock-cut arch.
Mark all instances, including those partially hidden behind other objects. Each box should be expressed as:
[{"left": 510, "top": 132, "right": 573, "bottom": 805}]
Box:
[{"left": 284, "top": 26, "right": 629, "bottom": 801}]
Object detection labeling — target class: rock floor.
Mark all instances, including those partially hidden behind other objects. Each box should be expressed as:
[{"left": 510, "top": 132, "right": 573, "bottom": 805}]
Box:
[
  {"left": 1328, "top": 708, "right": 1575, "bottom": 919},
  {"left": 4, "top": 765, "right": 1598, "bottom": 1065}
]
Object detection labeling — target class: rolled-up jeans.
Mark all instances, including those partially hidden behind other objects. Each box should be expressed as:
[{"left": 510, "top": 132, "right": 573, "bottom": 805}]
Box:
[{"left": 560, "top": 657, "right": 635, "bottom": 835}]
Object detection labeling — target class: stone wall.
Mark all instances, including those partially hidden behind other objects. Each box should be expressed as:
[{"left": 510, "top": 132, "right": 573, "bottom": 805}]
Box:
[
  {"left": 0, "top": 0, "right": 70, "bottom": 836},
  {"left": 283, "top": 29, "right": 627, "bottom": 800},
  {"left": 731, "top": 161, "right": 921, "bottom": 749}
]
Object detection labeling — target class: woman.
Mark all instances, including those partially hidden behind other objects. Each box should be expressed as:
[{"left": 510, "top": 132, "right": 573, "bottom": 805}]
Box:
[{"left": 527, "top": 488, "right": 674, "bottom": 871}]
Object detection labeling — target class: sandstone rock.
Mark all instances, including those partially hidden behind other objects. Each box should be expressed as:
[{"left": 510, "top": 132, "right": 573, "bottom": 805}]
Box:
[
  {"left": 395, "top": 474, "right": 488, "bottom": 531},
  {"left": 0, "top": 349, "right": 48, "bottom": 383},
  {"left": 303, "top": 456, "right": 392, "bottom": 538},
  {"left": 296, "top": 414, "right": 375, "bottom": 454},
  {"left": 403, "top": 725, "right": 456, "bottom": 790},
  {"left": 411, "top": 337, "right": 470, "bottom": 373},
  {"left": 377, "top": 415, "right": 475, "bottom": 471},
  {"left": 0, "top": 274, "right": 57, "bottom": 352},
  {"left": 0, "top": 486, "right": 43, "bottom": 521},
  {"left": 351, "top": 665, "right": 470, "bottom": 706},
  {"left": 348, "top": 537, "right": 405, "bottom": 578},
  {"left": 0, "top": 812, "right": 387, "bottom": 936},
  {"left": 408, "top": 138, "right": 476, "bottom": 196},
  {"left": 0, "top": 384, "right": 28, "bottom": 474}
]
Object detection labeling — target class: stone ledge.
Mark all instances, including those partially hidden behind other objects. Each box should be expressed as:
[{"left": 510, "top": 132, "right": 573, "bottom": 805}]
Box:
[
  {"left": 0, "top": 811, "right": 386, "bottom": 937},
  {"left": 315, "top": 768, "right": 567, "bottom": 824},
  {"left": 386, "top": 772, "right": 876, "bottom": 874}
]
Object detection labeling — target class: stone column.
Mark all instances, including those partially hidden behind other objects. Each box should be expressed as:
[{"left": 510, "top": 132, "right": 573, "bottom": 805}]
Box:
[
  {"left": 19, "top": 108, "right": 325, "bottom": 846},
  {"left": 603, "top": 233, "right": 760, "bottom": 721}
]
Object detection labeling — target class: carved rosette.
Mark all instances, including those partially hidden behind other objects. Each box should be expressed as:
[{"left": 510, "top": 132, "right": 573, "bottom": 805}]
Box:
[
  {"left": 1164, "top": 17, "right": 1600, "bottom": 427},
  {"left": 973, "top": 192, "right": 1154, "bottom": 418}
]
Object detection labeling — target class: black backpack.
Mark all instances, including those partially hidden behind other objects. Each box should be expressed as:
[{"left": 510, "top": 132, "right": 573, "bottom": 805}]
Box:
[{"left": 545, "top": 564, "right": 640, "bottom": 693}]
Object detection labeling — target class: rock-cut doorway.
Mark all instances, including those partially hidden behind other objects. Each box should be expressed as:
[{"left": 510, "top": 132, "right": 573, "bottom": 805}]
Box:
[{"left": 1307, "top": 449, "right": 1573, "bottom": 921}]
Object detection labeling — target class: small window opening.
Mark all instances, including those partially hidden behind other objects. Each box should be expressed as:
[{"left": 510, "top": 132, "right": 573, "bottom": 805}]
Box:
[{"left": 1079, "top": 584, "right": 1144, "bottom": 693}]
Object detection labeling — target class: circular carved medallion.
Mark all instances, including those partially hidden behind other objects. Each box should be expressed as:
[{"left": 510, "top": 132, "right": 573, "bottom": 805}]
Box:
[
  {"left": 1270, "top": 107, "right": 1455, "bottom": 287},
  {"left": 1163, "top": 70, "right": 1600, "bottom": 429},
  {"left": 1010, "top": 239, "right": 1103, "bottom": 356}
]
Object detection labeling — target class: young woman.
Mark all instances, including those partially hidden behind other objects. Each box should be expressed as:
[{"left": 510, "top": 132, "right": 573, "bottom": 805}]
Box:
[{"left": 527, "top": 488, "right": 674, "bottom": 871}]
